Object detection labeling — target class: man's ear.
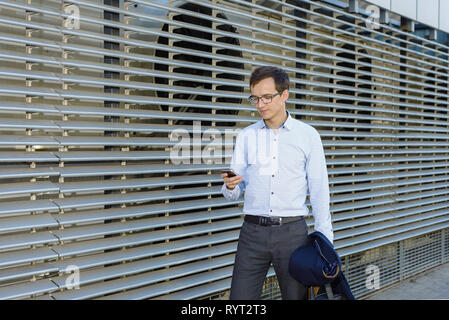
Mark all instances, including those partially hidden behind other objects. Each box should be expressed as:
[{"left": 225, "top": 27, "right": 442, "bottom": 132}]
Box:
[{"left": 282, "top": 89, "right": 289, "bottom": 102}]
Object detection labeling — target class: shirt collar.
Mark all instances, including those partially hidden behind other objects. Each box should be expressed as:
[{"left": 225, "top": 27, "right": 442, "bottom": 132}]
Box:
[{"left": 259, "top": 110, "right": 292, "bottom": 130}]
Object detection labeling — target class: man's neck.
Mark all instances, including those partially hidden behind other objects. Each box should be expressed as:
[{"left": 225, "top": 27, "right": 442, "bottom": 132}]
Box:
[{"left": 263, "top": 110, "right": 288, "bottom": 129}]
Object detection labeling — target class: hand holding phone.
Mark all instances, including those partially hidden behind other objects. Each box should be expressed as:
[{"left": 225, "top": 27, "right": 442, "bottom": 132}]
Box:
[
  {"left": 221, "top": 169, "right": 244, "bottom": 191},
  {"left": 221, "top": 169, "right": 237, "bottom": 178}
]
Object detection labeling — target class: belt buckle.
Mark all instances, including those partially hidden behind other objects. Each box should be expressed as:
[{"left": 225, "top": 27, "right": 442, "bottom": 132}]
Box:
[
  {"left": 269, "top": 217, "right": 282, "bottom": 226},
  {"left": 259, "top": 216, "right": 268, "bottom": 226}
]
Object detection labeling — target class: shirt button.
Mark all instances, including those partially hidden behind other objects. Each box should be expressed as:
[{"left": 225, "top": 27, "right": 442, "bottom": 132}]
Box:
[
  {"left": 270, "top": 210, "right": 272, "bottom": 212},
  {"left": 273, "top": 156, "right": 276, "bottom": 159},
  {"left": 271, "top": 192, "right": 274, "bottom": 195},
  {"left": 272, "top": 175, "right": 274, "bottom": 177}
]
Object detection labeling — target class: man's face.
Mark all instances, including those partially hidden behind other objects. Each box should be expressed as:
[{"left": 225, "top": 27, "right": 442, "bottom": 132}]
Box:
[{"left": 250, "top": 77, "right": 289, "bottom": 120}]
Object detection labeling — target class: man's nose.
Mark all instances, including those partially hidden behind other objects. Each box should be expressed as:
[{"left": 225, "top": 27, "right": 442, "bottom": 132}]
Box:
[{"left": 256, "top": 99, "right": 268, "bottom": 108}]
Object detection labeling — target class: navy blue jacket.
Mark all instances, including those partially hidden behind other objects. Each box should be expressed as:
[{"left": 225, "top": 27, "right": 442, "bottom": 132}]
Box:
[{"left": 289, "top": 231, "right": 355, "bottom": 300}]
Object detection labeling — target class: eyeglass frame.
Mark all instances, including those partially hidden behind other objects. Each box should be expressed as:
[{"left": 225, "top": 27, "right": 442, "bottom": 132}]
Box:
[{"left": 247, "top": 90, "right": 284, "bottom": 105}]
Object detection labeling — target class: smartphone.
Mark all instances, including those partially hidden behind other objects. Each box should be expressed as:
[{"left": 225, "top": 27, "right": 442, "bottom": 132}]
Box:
[{"left": 221, "top": 169, "right": 237, "bottom": 178}]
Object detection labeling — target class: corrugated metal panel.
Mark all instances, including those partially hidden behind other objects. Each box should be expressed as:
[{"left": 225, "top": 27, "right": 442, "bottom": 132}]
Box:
[{"left": 0, "top": 0, "right": 448, "bottom": 300}]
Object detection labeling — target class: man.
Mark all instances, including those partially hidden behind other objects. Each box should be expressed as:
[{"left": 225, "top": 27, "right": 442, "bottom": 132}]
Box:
[{"left": 221, "top": 66, "right": 334, "bottom": 300}]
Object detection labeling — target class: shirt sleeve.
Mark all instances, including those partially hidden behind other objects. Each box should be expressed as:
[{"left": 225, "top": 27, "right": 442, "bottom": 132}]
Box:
[
  {"left": 306, "top": 129, "right": 334, "bottom": 244},
  {"left": 221, "top": 130, "right": 247, "bottom": 201},
  {"left": 221, "top": 182, "right": 242, "bottom": 201}
]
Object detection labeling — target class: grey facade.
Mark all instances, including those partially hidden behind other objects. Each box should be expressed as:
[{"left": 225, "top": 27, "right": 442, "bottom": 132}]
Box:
[{"left": 0, "top": 0, "right": 448, "bottom": 299}]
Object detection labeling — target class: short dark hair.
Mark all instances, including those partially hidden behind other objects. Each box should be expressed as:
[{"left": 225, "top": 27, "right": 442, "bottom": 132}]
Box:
[{"left": 249, "top": 66, "right": 290, "bottom": 92}]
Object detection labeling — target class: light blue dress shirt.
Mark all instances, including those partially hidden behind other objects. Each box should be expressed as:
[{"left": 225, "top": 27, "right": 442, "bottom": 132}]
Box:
[{"left": 221, "top": 110, "right": 334, "bottom": 243}]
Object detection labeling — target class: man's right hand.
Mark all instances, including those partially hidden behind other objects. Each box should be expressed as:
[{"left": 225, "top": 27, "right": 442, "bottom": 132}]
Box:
[{"left": 221, "top": 172, "right": 244, "bottom": 190}]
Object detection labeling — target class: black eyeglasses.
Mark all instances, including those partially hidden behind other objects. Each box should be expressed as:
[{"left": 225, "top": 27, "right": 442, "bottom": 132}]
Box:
[{"left": 248, "top": 91, "right": 283, "bottom": 105}]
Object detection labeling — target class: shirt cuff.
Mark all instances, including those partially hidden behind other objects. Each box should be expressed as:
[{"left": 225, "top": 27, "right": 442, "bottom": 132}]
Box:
[{"left": 221, "top": 183, "right": 240, "bottom": 201}]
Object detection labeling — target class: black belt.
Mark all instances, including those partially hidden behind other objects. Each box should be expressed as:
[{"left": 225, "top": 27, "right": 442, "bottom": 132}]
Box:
[{"left": 244, "top": 215, "right": 304, "bottom": 226}]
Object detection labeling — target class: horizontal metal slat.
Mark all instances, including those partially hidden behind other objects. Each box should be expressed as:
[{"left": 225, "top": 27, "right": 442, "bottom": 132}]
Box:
[
  {"left": 52, "top": 185, "right": 223, "bottom": 210},
  {"left": 0, "top": 231, "right": 59, "bottom": 251},
  {"left": 54, "top": 136, "right": 232, "bottom": 147},
  {"left": 326, "top": 148, "right": 449, "bottom": 156},
  {"left": 331, "top": 196, "right": 396, "bottom": 213},
  {"left": 53, "top": 151, "right": 193, "bottom": 162},
  {"left": 0, "top": 279, "right": 58, "bottom": 300},
  {"left": 48, "top": 240, "right": 236, "bottom": 282},
  {"left": 308, "top": 119, "right": 449, "bottom": 134},
  {"left": 0, "top": 247, "right": 58, "bottom": 269},
  {"left": 54, "top": 199, "right": 241, "bottom": 225},
  {"left": 18, "top": 0, "right": 449, "bottom": 83},
  {"left": 0, "top": 167, "right": 59, "bottom": 179},
  {"left": 329, "top": 169, "right": 449, "bottom": 184},
  {"left": 336, "top": 214, "right": 449, "bottom": 251},
  {"left": 59, "top": 0, "right": 449, "bottom": 82},
  {"left": 54, "top": 121, "right": 238, "bottom": 135},
  {"left": 328, "top": 155, "right": 449, "bottom": 166},
  {"left": 0, "top": 181, "right": 58, "bottom": 197},
  {"left": 1, "top": 44, "right": 448, "bottom": 107},
  {"left": 1, "top": 45, "right": 446, "bottom": 106},
  {"left": 53, "top": 216, "right": 242, "bottom": 243},
  {"left": 298, "top": 0, "right": 449, "bottom": 58},
  {"left": 51, "top": 223, "right": 241, "bottom": 258},
  {"left": 328, "top": 163, "right": 449, "bottom": 176},
  {"left": 147, "top": 269, "right": 281, "bottom": 300},
  {"left": 106, "top": 266, "right": 234, "bottom": 300},
  {"left": 0, "top": 152, "right": 58, "bottom": 163},
  {"left": 0, "top": 135, "right": 58, "bottom": 146},
  {"left": 2, "top": 40, "right": 446, "bottom": 108},
  {"left": 58, "top": 163, "right": 228, "bottom": 177},
  {"left": 54, "top": 231, "right": 238, "bottom": 271},
  {"left": 3, "top": 131, "right": 449, "bottom": 148},
  {"left": 0, "top": 230, "right": 238, "bottom": 274},
  {"left": 335, "top": 205, "right": 449, "bottom": 239},
  {"left": 0, "top": 4, "right": 444, "bottom": 109},
  {"left": 0, "top": 213, "right": 58, "bottom": 233},
  {"left": 187, "top": 0, "right": 449, "bottom": 71},
  {"left": 1, "top": 25, "right": 447, "bottom": 114},
  {"left": 0, "top": 7, "right": 420, "bottom": 86},
  {"left": 2, "top": 79, "right": 448, "bottom": 118},
  {"left": 331, "top": 174, "right": 449, "bottom": 194},
  {"left": 0, "top": 264, "right": 58, "bottom": 283},
  {"left": 333, "top": 202, "right": 449, "bottom": 232},
  {"left": 0, "top": 199, "right": 59, "bottom": 216},
  {"left": 331, "top": 187, "right": 449, "bottom": 214},
  {"left": 155, "top": 278, "right": 231, "bottom": 300},
  {"left": 331, "top": 181, "right": 449, "bottom": 203},
  {"left": 0, "top": 118, "right": 60, "bottom": 131},
  {"left": 321, "top": 130, "right": 449, "bottom": 141},
  {"left": 330, "top": 188, "right": 394, "bottom": 203},
  {"left": 51, "top": 259, "right": 234, "bottom": 300},
  {"left": 26, "top": 295, "right": 55, "bottom": 300},
  {"left": 8, "top": 103, "right": 440, "bottom": 133},
  {"left": 0, "top": 48, "right": 248, "bottom": 89},
  {"left": 58, "top": 174, "right": 224, "bottom": 193},
  {"left": 0, "top": 101, "right": 58, "bottom": 114},
  {"left": 338, "top": 221, "right": 449, "bottom": 257},
  {"left": 53, "top": 151, "right": 231, "bottom": 163},
  {"left": 50, "top": 243, "right": 237, "bottom": 289}
]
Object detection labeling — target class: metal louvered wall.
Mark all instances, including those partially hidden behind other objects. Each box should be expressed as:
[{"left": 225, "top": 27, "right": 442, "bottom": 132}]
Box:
[{"left": 0, "top": 0, "right": 448, "bottom": 300}]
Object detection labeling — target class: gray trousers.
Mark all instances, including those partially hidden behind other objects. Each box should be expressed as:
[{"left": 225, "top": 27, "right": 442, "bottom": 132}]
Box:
[{"left": 229, "top": 217, "right": 309, "bottom": 300}]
